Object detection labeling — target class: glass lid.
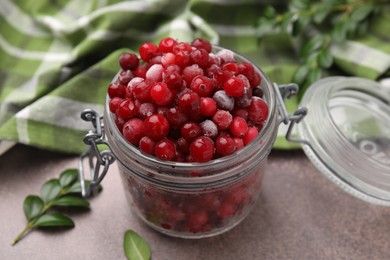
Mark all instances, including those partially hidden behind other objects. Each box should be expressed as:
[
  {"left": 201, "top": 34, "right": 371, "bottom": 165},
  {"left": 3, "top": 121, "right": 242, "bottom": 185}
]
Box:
[{"left": 295, "top": 77, "right": 390, "bottom": 205}]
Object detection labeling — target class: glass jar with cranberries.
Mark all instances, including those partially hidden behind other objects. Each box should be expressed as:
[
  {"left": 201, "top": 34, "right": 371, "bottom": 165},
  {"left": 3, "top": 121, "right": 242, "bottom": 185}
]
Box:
[{"left": 83, "top": 38, "right": 296, "bottom": 238}]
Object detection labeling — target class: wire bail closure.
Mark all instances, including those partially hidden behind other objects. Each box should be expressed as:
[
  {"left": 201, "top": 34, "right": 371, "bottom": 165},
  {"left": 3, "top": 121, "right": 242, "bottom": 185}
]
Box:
[
  {"left": 79, "top": 109, "right": 115, "bottom": 197},
  {"left": 273, "top": 83, "right": 309, "bottom": 146}
]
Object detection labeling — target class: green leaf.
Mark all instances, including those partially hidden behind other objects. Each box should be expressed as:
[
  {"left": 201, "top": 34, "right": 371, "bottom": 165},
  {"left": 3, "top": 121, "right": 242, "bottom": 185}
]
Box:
[
  {"left": 124, "top": 230, "right": 151, "bottom": 260},
  {"left": 351, "top": 4, "right": 374, "bottom": 22},
  {"left": 293, "top": 65, "right": 310, "bottom": 85},
  {"left": 292, "top": 15, "right": 311, "bottom": 37},
  {"left": 300, "top": 35, "right": 325, "bottom": 57},
  {"left": 291, "top": 0, "right": 309, "bottom": 9},
  {"left": 318, "top": 48, "right": 333, "bottom": 68},
  {"left": 41, "top": 179, "right": 62, "bottom": 203},
  {"left": 52, "top": 196, "right": 90, "bottom": 207},
  {"left": 67, "top": 180, "right": 103, "bottom": 194},
  {"left": 332, "top": 20, "right": 348, "bottom": 43},
  {"left": 256, "top": 18, "right": 275, "bottom": 38},
  {"left": 262, "top": 5, "right": 276, "bottom": 19},
  {"left": 281, "top": 13, "right": 294, "bottom": 33},
  {"left": 59, "top": 169, "right": 79, "bottom": 188},
  {"left": 307, "top": 68, "right": 323, "bottom": 85},
  {"left": 23, "top": 196, "right": 44, "bottom": 221},
  {"left": 33, "top": 213, "right": 74, "bottom": 228},
  {"left": 313, "top": 5, "right": 332, "bottom": 24}
]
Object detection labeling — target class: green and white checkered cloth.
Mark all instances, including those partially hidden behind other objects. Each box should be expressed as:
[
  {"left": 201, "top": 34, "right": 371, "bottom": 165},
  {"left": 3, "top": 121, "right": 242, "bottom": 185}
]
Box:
[{"left": 0, "top": 0, "right": 389, "bottom": 155}]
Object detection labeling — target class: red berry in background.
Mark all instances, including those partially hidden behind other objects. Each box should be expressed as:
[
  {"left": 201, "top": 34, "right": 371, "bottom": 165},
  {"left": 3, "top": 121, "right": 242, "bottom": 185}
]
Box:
[
  {"left": 119, "top": 52, "right": 139, "bottom": 71},
  {"left": 176, "top": 137, "right": 189, "bottom": 154},
  {"left": 190, "top": 48, "right": 209, "bottom": 68},
  {"left": 139, "top": 42, "right": 159, "bottom": 62},
  {"left": 150, "top": 82, "right": 173, "bottom": 106},
  {"left": 248, "top": 97, "right": 269, "bottom": 124},
  {"left": 215, "top": 135, "right": 237, "bottom": 156},
  {"left": 248, "top": 71, "right": 261, "bottom": 88},
  {"left": 178, "top": 90, "right": 201, "bottom": 115},
  {"left": 108, "top": 81, "right": 126, "bottom": 98},
  {"left": 189, "top": 136, "right": 215, "bottom": 162},
  {"left": 173, "top": 42, "right": 193, "bottom": 54},
  {"left": 139, "top": 136, "right": 156, "bottom": 155},
  {"left": 212, "top": 110, "right": 232, "bottom": 130},
  {"left": 243, "top": 126, "right": 258, "bottom": 145},
  {"left": 155, "top": 139, "right": 176, "bottom": 161},
  {"left": 181, "top": 122, "right": 202, "bottom": 142},
  {"left": 224, "top": 77, "right": 245, "bottom": 97},
  {"left": 123, "top": 118, "right": 145, "bottom": 145},
  {"left": 158, "top": 37, "right": 178, "bottom": 53},
  {"left": 118, "top": 70, "right": 134, "bottom": 85},
  {"left": 200, "top": 97, "right": 217, "bottom": 117},
  {"left": 191, "top": 38, "right": 212, "bottom": 53},
  {"left": 230, "top": 116, "right": 248, "bottom": 138},
  {"left": 117, "top": 100, "right": 138, "bottom": 120},
  {"left": 190, "top": 75, "right": 214, "bottom": 97},
  {"left": 188, "top": 210, "right": 209, "bottom": 232},
  {"left": 218, "top": 202, "right": 235, "bottom": 218},
  {"left": 144, "top": 114, "right": 170, "bottom": 141},
  {"left": 109, "top": 97, "right": 123, "bottom": 113}
]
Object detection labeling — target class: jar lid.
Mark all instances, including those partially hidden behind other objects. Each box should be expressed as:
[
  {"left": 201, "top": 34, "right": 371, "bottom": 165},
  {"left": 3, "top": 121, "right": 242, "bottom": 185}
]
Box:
[{"left": 295, "top": 77, "right": 390, "bottom": 205}]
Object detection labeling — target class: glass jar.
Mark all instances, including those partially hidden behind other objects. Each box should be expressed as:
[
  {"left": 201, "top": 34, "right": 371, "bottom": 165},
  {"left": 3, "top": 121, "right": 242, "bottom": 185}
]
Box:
[{"left": 79, "top": 46, "right": 296, "bottom": 238}]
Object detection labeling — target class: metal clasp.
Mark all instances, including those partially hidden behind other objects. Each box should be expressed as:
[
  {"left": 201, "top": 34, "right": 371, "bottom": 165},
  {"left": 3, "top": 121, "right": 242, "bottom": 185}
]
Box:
[
  {"left": 79, "top": 109, "right": 115, "bottom": 197},
  {"left": 273, "top": 83, "right": 309, "bottom": 146}
]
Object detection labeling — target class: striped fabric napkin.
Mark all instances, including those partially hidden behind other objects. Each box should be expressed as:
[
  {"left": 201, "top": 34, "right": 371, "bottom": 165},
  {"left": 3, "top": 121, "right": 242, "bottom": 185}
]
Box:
[{"left": 0, "top": 0, "right": 389, "bottom": 155}]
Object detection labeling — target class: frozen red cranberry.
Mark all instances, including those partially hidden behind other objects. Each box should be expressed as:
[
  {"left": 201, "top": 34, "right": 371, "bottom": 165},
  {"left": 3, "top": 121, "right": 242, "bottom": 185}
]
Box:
[
  {"left": 199, "top": 120, "right": 218, "bottom": 139},
  {"left": 108, "top": 81, "right": 126, "bottom": 98},
  {"left": 230, "top": 116, "right": 248, "bottom": 138},
  {"left": 150, "top": 82, "right": 173, "bottom": 106},
  {"left": 161, "top": 53, "right": 176, "bottom": 68},
  {"left": 138, "top": 102, "right": 156, "bottom": 119},
  {"left": 200, "top": 97, "right": 217, "bottom": 117},
  {"left": 243, "top": 126, "right": 258, "bottom": 145},
  {"left": 167, "top": 106, "right": 189, "bottom": 129},
  {"left": 189, "top": 136, "right": 215, "bottom": 162},
  {"left": 178, "top": 91, "right": 201, "bottom": 115},
  {"left": 146, "top": 64, "right": 163, "bottom": 82},
  {"left": 248, "top": 71, "right": 261, "bottom": 88},
  {"left": 109, "top": 97, "right": 123, "bottom": 113},
  {"left": 182, "top": 64, "right": 204, "bottom": 85},
  {"left": 190, "top": 48, "right": 209, "bottom": 68},
  {"left": 233, "top": 137, "right": 244, "bottom": 150},
  {"left": 216, "top": 49, "right": 236, "bottom": 64},
  {"left": 155, "top": 139, "right": 176, "bottom": 161},
  {"left": 215, "top": 135, "right": 237, "bottom": 156},
  {"left": 118, "top": 70, "right": 134, "bottom": 85},
  {"left": 191, "top": 38, "right": 212, "bottom": 53},
  {"left": 213, "top": 90, "right": 235, "bottom": 111},
  {"left": 181, "top": 122, "right": 202, "bottom": 142},
  {"left": 190, "top": 75, "right": 213, "bottom": 97},
  {"left": 163, "top": 69, "right": 183, "bottom": 92},
  {"left": 144, "top": 114, "right": 170, "bottom": 141},
  {"left": 133, "top": 65, "right": 146, "bottom": 78},
  {"left": 158, "top": 37, "right": 178, "bottom": 53},
  {"left": 139, "top": 42, "right": 159, "bottom": 62},
  {"left": 248, "top": 97, "right": 269, "bottom": 124},
  {"left": 175, "top": 51, "right": 191, "bottom": 68},
  {"left": 188, "top": 210, "right": 209, "bottom": 232},
  {"left": 132, "top": 79, "right": 154, "bottom": 103},
  {"left": 212, "top": 110, "right": 232, "bottom": 130},
  {"left": 173, "top": 42, "right": 193, "bottom": 54},
  {"left": 231, "top": 107, "right": 248, "bottom": 120},
  {"left": 139, "top": 136, "right": 156, "bottom": 155},
  {"left": 176, "top": 137, "right": 189, "bottom": 154},
  {"left": 123, "top": 118, "right": 144, "bottom": 145},
  {"left": 117, "top": 100, "right": 138, "bottom": 120},
  {"left": 119, "top": 52, "right": 139, "bottom": 71},
  {"left": 218, "top": 202, "right": 235, "bottom": 218},
  {"left": 222, "top": 63, "right": 239, "bottom": 75},
  {"left": 252, "top": 87, "right": 264, "bottom": 98}
]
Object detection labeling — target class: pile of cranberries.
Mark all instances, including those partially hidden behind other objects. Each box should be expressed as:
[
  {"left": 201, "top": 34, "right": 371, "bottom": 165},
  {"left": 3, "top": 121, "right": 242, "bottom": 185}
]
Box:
[{"left": 108, "top": 37, "right": 269, "bottom": 163}]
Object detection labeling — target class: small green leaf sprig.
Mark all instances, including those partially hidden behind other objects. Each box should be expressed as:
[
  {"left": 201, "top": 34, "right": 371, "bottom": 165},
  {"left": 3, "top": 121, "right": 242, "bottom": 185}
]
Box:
[
  {"left": 12, "top": 169, "right": 101, "bottom": 245},
  {"left": 124, "top": 230, "right": 151, "bottom": 260},
  {"left": 257, "top": 0, "right": 389, "bottom": 93}
]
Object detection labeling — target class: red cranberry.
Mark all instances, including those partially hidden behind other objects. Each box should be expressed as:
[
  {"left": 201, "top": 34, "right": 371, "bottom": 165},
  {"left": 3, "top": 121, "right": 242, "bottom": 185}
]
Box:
[
  {"left": 144, "top": 114, "right": 170, "bottom": 141},
  {"left": 133, "top": 65, "right": 146, "bottom": 78},
  {"left": 132, "top": 79, "right": 154, "bottom": 103},
  {"left": 215, "top": 135, "right": 237, "bottom": 156},
  {"left": 247, "top": 97, "right": 269, "bottom": 124},
  {"left": 181, "top": 122, "right": 202, "bottom": 142},
  {"left": 191, "top": 38, "right": 212, "bottom": 53},
  {"left": 139, "top": 136, "right": 156, "bottom": 155},
  {"left": 199, "top": 120, "right": 218, "bottom": 139},
  {"left": 182, "top": 64, "right": 204, "bottom": 86},
  {"left": 175, "top": 51, "right": 191, "bottom": 68},
  {"left": 178, "top": 91, "right": 201, "bottom": 115},
  {"left": 189, "top": 136, "right": 215, "bottom": 162},
  {"left": 230, "top": 116, "right": 248, "bottom": 138},
  {"left": 155, "top": 139, "right": 176, "bottom": 161},
  {"left": 161, "top": 53, "right": 176, "bottom": 68},
  {"left": 123, "top": 118, "right": 144, "bottom": 145},
  {"left": 118, "top": 70, "right": 134, "bottom": 85},
  {"left": 224, "top": 77, "right": 245, "bottom": 97},
  {"left": 200, "top": 97, "right": 217, "bottom": 117},
  {"left": 150, "top": 82, "right": 173, "bottom": 106},
  {"left": 109, "top": 97, "right": 123, "bottom": 113},
  {"left": 139, "top": 42, "right": 159, "bottom": 62},
  {"left": 190, "top": 48, "right": 209, "bottom": 68},
  {"left": 119, "top": 52, "right": 139, "bottom": 71},
  {"left": 233, "top": 137, "right": 244, "bottom": 150},
  {"left": 146, "top": 64, "right": 163, "bottom": 82},
  {"left": 173, "top": 42, "right": 192, "bottom": 54},
  {"left": 108, "top": 81, "right": 126, "bottom": 98},
  {"left": 117, "top": 100, "right": 139, "bottom": 120},
  {"left": 163, "top": 69, "right": 183, "bottom": 92},
  {"left": 158, "top": 37, "right": 178, "bottom": 53},
  {"left": 138, "top": 102, "right": 156, "bottom": 119},
  {"left": 167, "top": 106, "right": 189, "bottom": 129},
  {"left": 243, "top": 127, "right": 258, "bottom": 145},
  {"left": 190, "top": 75, "right": 214, "bottom": 97},
  {"left": 212, "top": 110, "right": 232, "bottom": 130}
]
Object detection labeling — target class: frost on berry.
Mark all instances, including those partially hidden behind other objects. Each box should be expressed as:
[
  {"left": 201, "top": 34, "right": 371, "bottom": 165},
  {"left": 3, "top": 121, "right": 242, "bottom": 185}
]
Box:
[
  {"left": 213, "top": 90, "right": 235, "bottom": 111},
  {"left": 146, "top": 64, "right": 164, "bottom": 82},
  {"left": 200, "top": 120, "right": 218, "bottom": 139},
  {"left": 216, "top": 49, "right": 236, "bottom": 64}
]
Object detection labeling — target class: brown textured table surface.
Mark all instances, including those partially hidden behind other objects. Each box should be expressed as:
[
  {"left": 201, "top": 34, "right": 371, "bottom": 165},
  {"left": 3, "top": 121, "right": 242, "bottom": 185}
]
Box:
[{"left": 1, "top": 144, "right": 390, "bottom": 260}]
